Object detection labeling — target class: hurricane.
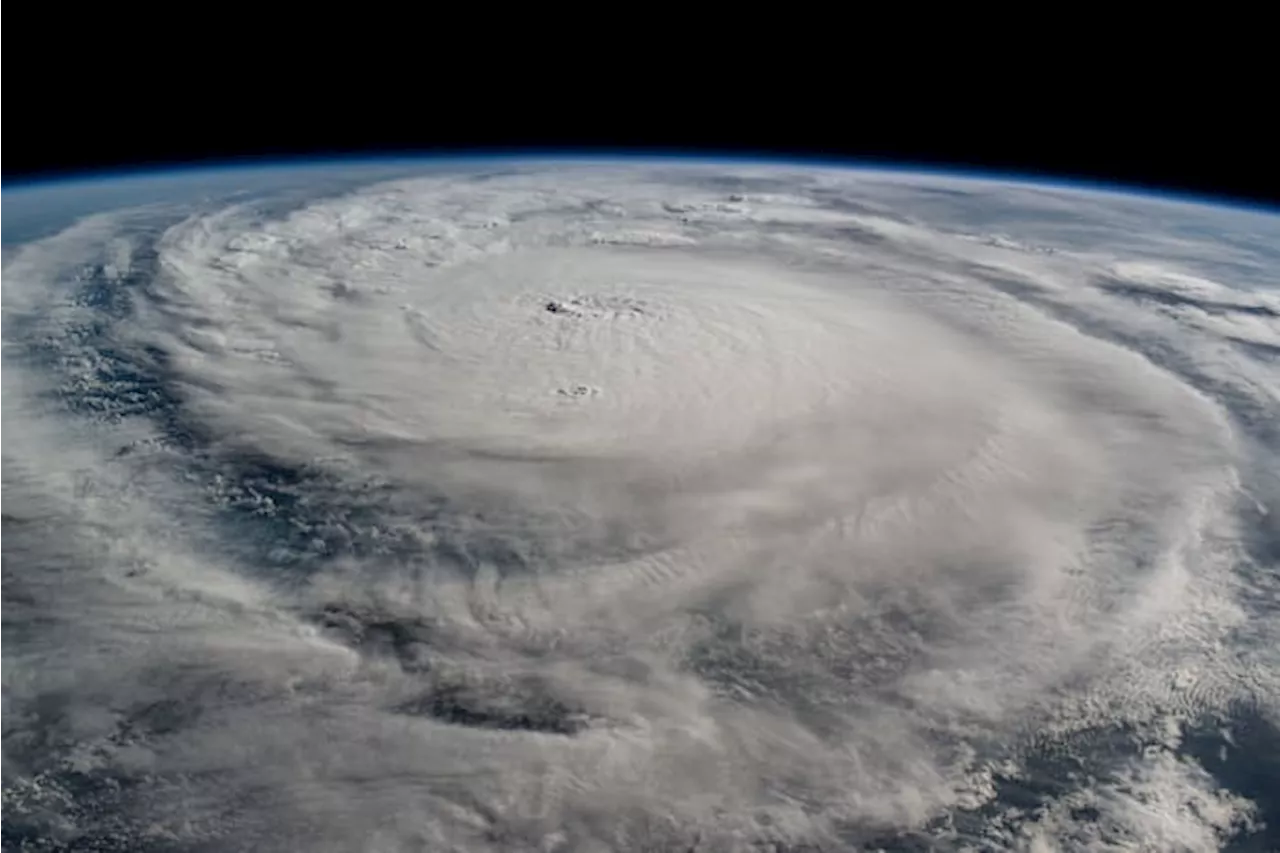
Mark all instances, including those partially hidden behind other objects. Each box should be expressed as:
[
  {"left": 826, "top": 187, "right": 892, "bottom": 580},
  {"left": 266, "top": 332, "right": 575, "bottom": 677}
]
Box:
[{"left": 4, "top": 159, "right": 1279, "bottom": 852}]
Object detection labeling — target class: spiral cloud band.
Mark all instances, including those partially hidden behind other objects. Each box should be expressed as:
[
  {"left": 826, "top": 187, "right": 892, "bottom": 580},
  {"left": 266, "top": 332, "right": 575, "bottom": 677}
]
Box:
[{"left": 4, "top": 162, "right": 1279, "bottom": 851}]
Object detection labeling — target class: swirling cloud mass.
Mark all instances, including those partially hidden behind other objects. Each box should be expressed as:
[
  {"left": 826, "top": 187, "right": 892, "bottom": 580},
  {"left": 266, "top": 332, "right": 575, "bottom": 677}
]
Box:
[{"left": 4, "top": 162, "right": 1280, "bottom": 852}]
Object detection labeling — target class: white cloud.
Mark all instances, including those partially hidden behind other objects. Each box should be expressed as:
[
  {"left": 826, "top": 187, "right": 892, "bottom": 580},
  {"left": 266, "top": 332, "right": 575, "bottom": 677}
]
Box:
[{"left": 3, "top": 162, "right": 1277, "bottom": 851}]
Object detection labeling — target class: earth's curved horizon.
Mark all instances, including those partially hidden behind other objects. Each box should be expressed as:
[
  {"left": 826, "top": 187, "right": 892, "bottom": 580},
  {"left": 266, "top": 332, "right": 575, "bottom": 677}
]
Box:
[{"left": 4, "top": 155, "right": 1279, "bottom": 852}]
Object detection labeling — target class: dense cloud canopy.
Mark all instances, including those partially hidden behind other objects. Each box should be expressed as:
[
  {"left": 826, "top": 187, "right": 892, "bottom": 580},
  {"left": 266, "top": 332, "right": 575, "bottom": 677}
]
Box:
[{"left": 3, "top": 162, "right": 1279, "bottom": 851}]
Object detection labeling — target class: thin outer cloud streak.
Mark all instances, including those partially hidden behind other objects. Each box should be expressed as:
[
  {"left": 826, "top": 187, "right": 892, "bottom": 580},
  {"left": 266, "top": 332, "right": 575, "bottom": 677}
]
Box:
[{"left": 3, "top": 161, "right": 1279, "bottom": 852}]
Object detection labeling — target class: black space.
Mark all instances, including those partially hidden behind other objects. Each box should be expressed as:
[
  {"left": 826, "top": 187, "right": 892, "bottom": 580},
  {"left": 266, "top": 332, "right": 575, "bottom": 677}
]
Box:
[{"left": 3, "top": 25, "right": 1277, "bottom": 210}]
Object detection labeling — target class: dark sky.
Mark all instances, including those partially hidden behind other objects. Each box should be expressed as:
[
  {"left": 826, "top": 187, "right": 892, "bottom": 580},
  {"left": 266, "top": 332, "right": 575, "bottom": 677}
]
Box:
[{"left": 4, "top": 53, "right": 1275, "bottom": 210}]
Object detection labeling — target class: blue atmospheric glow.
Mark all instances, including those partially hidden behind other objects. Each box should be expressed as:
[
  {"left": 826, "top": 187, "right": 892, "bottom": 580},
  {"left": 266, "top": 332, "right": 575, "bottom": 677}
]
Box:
[{"left": 5, "top": 149, "right": 1277, "bottom": 219}]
